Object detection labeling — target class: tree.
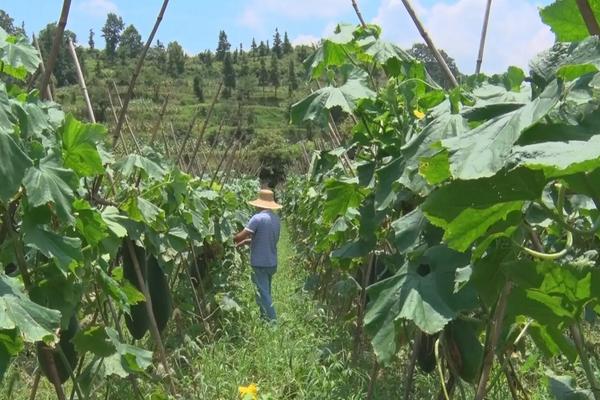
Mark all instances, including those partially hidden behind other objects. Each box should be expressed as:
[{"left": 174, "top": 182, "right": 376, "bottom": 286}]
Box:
[
  {"left": 222, "top": 52, "right": 236, "bottom": 97},
  {"left": 287, "top": 59, "right": 298, "bottom": 96},
  {"left": 269, "top": 55, "right": 280, "bottom": 97},
  {"left": 216, "top": 30, "right": 230, "bottom": 61},
  {"left": 408, "top": 43, "right": 461, "bottom": 90},
  {"left": 193, "top": 76, "right": 204, "bottom": 102},
  {"left": 0, "top": 10, "right": 19, "bottom": 35},
  {"left": 88, "top": 29, "right": 95, "bottom": 50},
  {"left": 272, "top": 28, "right": 282, "bottom": 58},
  {"left": 296, "top": 45, "right": 309, "bottom": 63},
  {"left": 239, "top": 53, "right": 250, "bottom": 77},
  {"left": 118, "top": 24, "right": 142, "bottom": 58},
  {"left": 37, "top": 23, "right": 77, "bottom": 86},
  {"left": 258, "top": 58, "right": 269, "bottom": 96},
  {"left": 101, "top": 13, "right": 124, "bottom": 60},
  {"left": 251, "top": 38, "right": 257, "bottom": 56},
  {"left": 258, "top": 41, "right": 267, "bottom": 57},
  {"left": 283, "top": 31, "right": 293, "bottom": 55},
  {"left": 153, "top": 39, "right": 167, "bottom": 71},
  {"left": 167, "top": 41, "right": 185, "bottom": 76},
  {"left": 198, "top": 50, "right": 213, "bottom": 67}
]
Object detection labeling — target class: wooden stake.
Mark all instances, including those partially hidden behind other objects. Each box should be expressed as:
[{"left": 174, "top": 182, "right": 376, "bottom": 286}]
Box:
[
  {"left": 351, "top": 0, "right": 368, "bottom": 27},
  {"left": 199, "top": 118, "right": 225, "bottom": 180},
  {"left": 111, "top": 81, "right": 142, "bottom": 153},
  {"left": 29, "top": 370, "right": 41, "bottom": 400},
  {"left": 39, "top": 0, "right": 71, "bottom": 100},
  {"left": 32, "top": 35, "right": 53, "bottom": 101},
  {"left": 576, "top": 0, "right": 600, "bottom": 36},
  {"left": 106, "top": 88, "right": 131, "bottom": 155},
  {"left": 67, "top": 38, "right": 95, "bottom": 122},
  {"left": 112, "top": 0, "right": 170, "bottom": 147},
  {"left": 475, "top": 0, "right": 493, "bottom": 74},
  {"left": 400, "top": 0, "right": 459, "bottom": 88},
  {"left": 184, "top": 82, "right": 223, "bottom": 170},
  {"left": 149, "top": 94, "right": 170, "bottom": 144}
]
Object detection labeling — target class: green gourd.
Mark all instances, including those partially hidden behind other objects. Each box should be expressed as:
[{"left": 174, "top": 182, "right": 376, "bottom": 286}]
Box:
[
  {"left": 38, "top": 314, "right": 79, "bottom": 383},
  {"left": 122, "top": 238, "right": 149, "bottom": 340},
  {"left": 147, "top": 255, "right": 172, "bottom": 333}
]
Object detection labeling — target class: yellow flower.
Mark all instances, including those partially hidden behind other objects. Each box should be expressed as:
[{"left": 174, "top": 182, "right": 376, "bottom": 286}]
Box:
[
  {"left": 413, "top": 109, "right": 426, "bottom": 119},
  {"left": 239, "top": 383, "right": 259, "bottom": 399}
]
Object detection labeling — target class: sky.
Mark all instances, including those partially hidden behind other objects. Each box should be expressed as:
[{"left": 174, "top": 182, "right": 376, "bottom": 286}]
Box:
[{"left": 3, "top": 0, "right": 555, "bottom": 74}]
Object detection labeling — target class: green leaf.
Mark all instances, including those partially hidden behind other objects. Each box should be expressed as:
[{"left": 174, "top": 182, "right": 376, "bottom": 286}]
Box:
[
  {"left": 73, "top": 326, "right": 117, "bottom": 358},
  {"left": 365, "top": 246, "right": 476, "bottom": 363},
  {"left": 546, "top": 371, "right": 593, "bottom": 400},
  {"left": 423, "top": 168, "right": 546, "bottom": 251},
  {"left": 442, "top": 80, "right": 561, "bottom": 179},
  {"left": 0, "top": 274, "right": 60, "bottom": 343},
  {"left": 540, "top": 0, "right": 600, "bottom": 42},
  {"left": 0, "top": 28, "right": 40, "bottom": 80},
  {"left": 557, "top": 64, "right": 599, "bottom": 81},
  {"left": 114, "top": 154, "right": 165, "bottom": 180},
  {"left": 0, "top": 329, "right": 23, "bottom": 380},
  {"left": 60, "top": 115, "right": 106, "bottom": 177},
  {"left": 508, "top": 135, "right": 600, "bottom": 178},
  {"left": 73, "top": 199, "right": 109, "bottom": 246},
  {"left": 290, "top": 75, "right": 376, "bottom": 124},
  {"left": 504, "top": 66, "right": 525, "bottom": 92},
  {"left": 322, "top": 179, "right": 363, "bottom": 223},
  {"left": 390, "top": 207, "right": 428, "bottom": 253},
  {"left": 23, "top": 157, "right": 78, "bottom": 224},
  {"left": 0, "top": 130, "right": 32, "bottom": 202},
  {"left": 531, "top": 37, "right": 600, "bottom": 85},
  {"left": 101, "top": 206, "right": 128, "bottom": 238},
  {"left": 23, "top": 221, "right": 83, "bottom": 273}
]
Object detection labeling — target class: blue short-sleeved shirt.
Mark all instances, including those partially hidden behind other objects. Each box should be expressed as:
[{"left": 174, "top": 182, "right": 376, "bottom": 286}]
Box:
[{"left": 245, "top": 210, "right": 280, "bottom": 267}]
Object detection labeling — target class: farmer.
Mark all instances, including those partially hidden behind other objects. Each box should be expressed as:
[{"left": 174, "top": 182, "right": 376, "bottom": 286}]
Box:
[{"left": 234, "top": 189, "right": 282, "bottom": 321}]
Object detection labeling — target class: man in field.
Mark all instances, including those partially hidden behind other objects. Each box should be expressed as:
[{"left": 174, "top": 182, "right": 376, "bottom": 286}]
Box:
[{"left": 234, "top": 189, "right": 282, "bottom": 321}]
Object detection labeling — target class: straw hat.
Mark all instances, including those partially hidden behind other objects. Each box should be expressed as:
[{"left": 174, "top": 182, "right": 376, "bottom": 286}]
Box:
[{"left": 248, "top": 189, "right": 282, "bottom": 210}]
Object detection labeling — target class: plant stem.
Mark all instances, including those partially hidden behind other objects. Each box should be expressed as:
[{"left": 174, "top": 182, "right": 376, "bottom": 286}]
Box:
[
  {"left": 403, "top": 332, "right": 420, "bottom": 400},
  {"left": 112, "top": 0, "right": 170, "bottom": 147},
  {"left": 29, "top": 370, "right": 41, "bottom": 400},
  {"left": 399, "top": 0, "right": 459, "bottom": 88},
  {"left": 571, "top": 321, "right": 600, "bottom": 399},
  {"left": 475, "top": 281, "right": 513, "bottom": 400},
  {"left": 475, "top": 0, "right": 493, "bottom": 74},
  {"left": 576, "top": 0, "right": 600, "bottom": 36},
  {"left": 39, "top": 0, "right": 71, "bottom": 100}
]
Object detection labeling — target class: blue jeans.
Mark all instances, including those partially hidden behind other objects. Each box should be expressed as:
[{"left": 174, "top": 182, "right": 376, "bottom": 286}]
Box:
[{"left": 251, "top": 266, "right": 277, "bottom": 321}]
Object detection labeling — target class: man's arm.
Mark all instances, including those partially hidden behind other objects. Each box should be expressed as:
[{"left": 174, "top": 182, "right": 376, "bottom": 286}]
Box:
[{"left": 234, "top": 228, "right": 252, "bottom": 247}]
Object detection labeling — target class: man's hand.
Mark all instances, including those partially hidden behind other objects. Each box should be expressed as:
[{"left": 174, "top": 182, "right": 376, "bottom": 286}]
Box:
[{"left": 234, "top": 229, "right": 252, "bottom": 247}]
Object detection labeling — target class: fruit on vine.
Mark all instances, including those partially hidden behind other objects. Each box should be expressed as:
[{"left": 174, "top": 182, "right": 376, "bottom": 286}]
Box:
[
  {"left": 122, "top": 238, "right": 149, "bottom": 340},
  {"left": 37, "top": 314, "right": 79, "bottom": 383},
  {"left": 147, "top": 255, "right": 172, "bottom": 333},
  {"left": 417, "top": 331, "right": 438, "bottom": 373},
  {"left": 446, "top": 319, "right": 483, "bottom": 384}
]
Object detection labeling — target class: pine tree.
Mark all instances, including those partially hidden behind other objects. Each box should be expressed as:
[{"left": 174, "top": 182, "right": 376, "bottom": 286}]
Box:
[
  {"left": 283, "top": 31, "right": 293, "bottom": 55},
  {"left": 287, "top": 59, "right": 298, "bottom": 95},
  {"left": 193, "top": 76, "right": 204, "bottom": 102},
  {"left": 272, "top": 28, "right": 282, "bottom": 58},
  {"left": 269, "top": 54, "right": 280, "bottom": 97},
  {"left": 258, "top": 58, "right": 269, "bottom": 96},
  {"left": 251, "top": 38, "right": 258, "bottom": 56},
  {"left": 118, "top": 24, "right": 142, "bottom": 59},
  {"left": 155, "top": 40, "right": 167, "bottom": 71},
  {"left": 216, "top": 30, "right": 231, "bottom": 61},
  {"left": 258, "top": 41, "right": 267, "bottom": 57},
  {"left": 88, "top": 29, "right": 95, "bottom": 50},
  {"left": 233, "top": 48, "right": 239, "bottom": 63},
  {"left": 239, "top": 52, "right": 250, "bottom": 76},
  {"left": 38, "top": 24, "right": 77, "bottom": 86},
  {"left": 222, "top": 52, "right": 236, "bottom": 97},
  {"left": 101, "top": 13, "right": 124, "bottom": 60}
]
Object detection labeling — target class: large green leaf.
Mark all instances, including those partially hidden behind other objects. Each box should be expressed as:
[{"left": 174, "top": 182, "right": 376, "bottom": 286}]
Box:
[
  {"left": 0, "top": 274, "right": 60, "bottom": 344},
  {"left": 322, "top": 179, "right": 364, "bottom": 223},
  {"left": 531, "top": 37, "right": 600, "bottom": 85},
  {"left": 508, "top": 135, "right": 600, "bottom": 178},
  {"left": 61, "top": 115, "right": 106, "bottom": 177},
  {"left": 546, "top": 371, "right": 593, "bottom": 400},
  {"left": 290, "top": 75, "right": 376, "bottom": 124},
  {"left": 441, "top": 81, "right": 561, "bottom": 180},
  {"left": 23, "top": 157, "right": 78, "bottom": 224},
  {"left": 0, "top": 28, "right": 40, "bottom": 80},
  {"left": 364, "top": 246, "right": 476, "bottom": 363},
  {"left": 23, "top": 221, "right": 83, "bottom": 273},
  {"left": 303, "top": 24, "right": 355, "bottom": 79},
  {"left": 114, "top": 154, "right": 165, "bottom": 181},
  {"left": 422, "top": 168, "right": 546, "bottom": 252},
  {"left": 390, "top": 207, "right": 428, "bottom": 253},
  {"left": 0, "top": 130, "right": 32, "bottom": 202},
  {"left": 0, "top": 329, "right": 23, "bottom": 380},
  {"left": 540, "top": 0, "right": 600, "bottom": 42}
]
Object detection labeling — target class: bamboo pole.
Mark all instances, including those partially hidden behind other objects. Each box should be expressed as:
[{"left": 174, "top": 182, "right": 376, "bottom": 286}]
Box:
[
  {"left": 209, "top": 133, "right": 237, "bottom": 188},
  {"left": 475, "top": 0, "right": 493, "bottom": 74},
  {"left": 351, "top": 0, "right": 368, "bottom": 27},
  {"left": 112, "top": 0, "right": 170, "bottom": 147},
  {"left": 106, "top": 88, "right": 131, "bottom": 155},
  {"left": 32, "top": 35, "right": 53, "bottom": 101},
  {"left": 67, "top": 38, "right": 95, "bottom": 122},
  {"left": 149, "top": 94, "right": 170, "bottom": 144},
  {"left": 169, "top": 122, "right": 181, "bottom": 163},
  {"left": 111, "top": 81, "right": 142, "bottom": 153},
  {"left": 183, "top": 82, "right": 223, "bottom": 169},
  {"left": 199, "top": 118, "right": 225, "bottom": 180},
  {"left": 39, "top": 0, "right": 71, "bottom": 100},
  {"left": 400, "top": 0, "right": 459, "bottom": 88},
  {"left": 576, "top": 0, "right": 600, "bottom": 36}
]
